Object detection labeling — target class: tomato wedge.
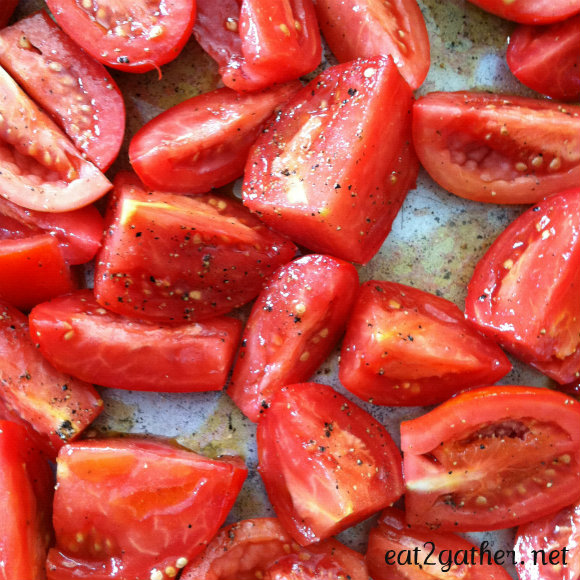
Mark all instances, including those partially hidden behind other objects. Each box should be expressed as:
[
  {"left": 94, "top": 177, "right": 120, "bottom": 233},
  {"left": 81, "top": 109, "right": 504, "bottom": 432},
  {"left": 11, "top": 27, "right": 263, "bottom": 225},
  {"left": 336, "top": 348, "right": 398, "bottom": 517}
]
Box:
[
  {"left": 412, "top": 92, "right": 580, "bottom": 204},
  {"left": 129, "top": 82, "right": 300, "bottom": 194},
  {"left": 0, "top": 65, "right": 111, "bottom": 212},
  {"left": 45, "top": 0, "right": 197, "bottom": 72},
  {"left": 465, "top": 188, "right": 580, "bottom": 384},
  {"left": 314, "top": 0, "right": 430, "bottom": 89},
  {"left": 401, "top": 386, "right": 580, "bottom": 531},
  {"left": 46, "top": 438, "right": 247, "bottom": 580},
  {"left": 466, "top": 0, "right": 580, "bottom": 24},
  {"left": 339, "top": 281, "right": 511, "bottom": 406},
  {"left": 0, "top": 10, "right": 125, "bottom": 170},
  {"left": 228, "top": 254, "right": 359, "bottom": 422},
  {"left": 182, "top": 518, "right": 369, "bottom": 580},
  {"left": 507, "top": 15, "right": 580, "bottom": 102},
  {"left": 258, "top": 382, "right": 404, "bottom": 545},
  {"left": 243, "top": 55, "right": 418, "bottom": 264},
  {"left": 30, "top": 289, "right": 243, "bottom": 392}
]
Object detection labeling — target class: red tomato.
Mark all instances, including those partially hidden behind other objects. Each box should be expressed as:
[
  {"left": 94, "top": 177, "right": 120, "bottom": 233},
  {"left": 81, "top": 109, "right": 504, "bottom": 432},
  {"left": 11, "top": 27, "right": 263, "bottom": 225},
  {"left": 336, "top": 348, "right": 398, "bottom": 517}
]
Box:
[
  {"left": 465, "top": 188, "right": 580, "bottom": 384},
  {"left": 243, "top": 56, "right": 418, "bottom": 264},
  {"left": 45, "top": 0, "right": 196, "bottom": 73},
  {"left": 46, "top": 438, "right": 247, "bottom": 580},
  {"left": 94, "top": 172, "right": 296, "bottom": 323},
  {"left": 30, "top": 289, "right": 243, "bottom": 392},
  {"left": 366, "top": 508, "right": 512, "bottom": 579},
  {"left": 228, "top": 254, "right": 359, "bottom": 422},
  {"left": 507, "top": 15, "right": 580, "bottom": 102},
  {"left": 182, "top": 518, "right": 368, "bottom": 580},
  {"left": 194, "top": 0, "right": 321, "bottom": 91},
  {"left": 515, "top": 500, "right": 580, "bottom": 580},
  {"left": 258, "top": 382, "right": 404, "bottom": 545},
  {"left": 0, "top": 300, "right": 102, "bottom": 457},
  {"left": 0, "top": 0, "right": 18, "bottom": 28},
  {"left": 129, "top": 82, "right": 300, "bottom": 194},
  {"left": 401, "top": 386, "right": 580, "bottom": 531},
  {"left": 0, "top": 196, "right": 104, "bottom": 265},
  {"left": 0, "top": 65, "right": 111, "bottom": 212},
  {"left": 314, "top": 0, "right": 430, "bottom": 89},
  {"left": 0, "top": 10, "right": 125, "bottom": 170},
  {"left": 466, "top": 0, "right": 580, "bottom": 24},
  {"left": 412, "top": 92, "right": 580, "bottom": 204},
  {"left": 339, "top": 281, "right": 511, "bottom": 407},
  {"left": 0, "top": 420, "right": 54, "bottom": 580}
]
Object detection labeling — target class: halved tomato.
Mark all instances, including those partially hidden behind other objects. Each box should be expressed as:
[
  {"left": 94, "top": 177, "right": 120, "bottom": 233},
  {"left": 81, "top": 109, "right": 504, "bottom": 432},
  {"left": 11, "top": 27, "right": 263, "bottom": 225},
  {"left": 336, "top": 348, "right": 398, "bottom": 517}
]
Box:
[
  {"left": 45, "top": 0, "right": 197, "bottom": 72},
  {"left": 182, "top": 518, "right": 368, "bottom": 580},
  {"left": 466, "top": 0, "right": 580, "bottom": 24},
  {"left": 258, "top": 382, "right": 404, "bottom": 545},
  {"left": 465, "top": 188, "right": 580, "bottom": 384},
  {"left": 401, "top": 386, "right": 580, "bottom": 531},
  {"left": 30, "top": 289, "right": 243, "bottom": 392},
  {"left": 129, "top": 82, "right": 300, "bottom": 194},
  {"left": 0, "top": 65, "right": 111, "bottom": 212},
  {"left": 0, "top": 10, "right": 125, "bottom": 170},
  {"left": 412, "top": 92, "right": 580, "bottom": 204},
  {"left": 314, "top": 0, "right": 430, "bottom": 89},
  {"left": 228, "top": 254, "right": 359, "bottom": 422},
  {"left": 46, "top": 438, "right": 248, "bottom": 580}
]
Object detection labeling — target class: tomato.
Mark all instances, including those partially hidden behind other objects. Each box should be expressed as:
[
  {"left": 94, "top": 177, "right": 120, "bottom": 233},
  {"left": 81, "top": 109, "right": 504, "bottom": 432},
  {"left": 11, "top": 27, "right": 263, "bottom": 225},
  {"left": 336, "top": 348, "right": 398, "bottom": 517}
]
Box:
[
  {"left": 258, "top": 382, "right": 404, "bottom": 545},
  {"left": 412, "top": 92, "right": 580, "bottom": 204},
  {"left": 313, "top": 0, "right": 430, "bottom": 89},
  {"left": 228, "top": 254, "right": 359, "bottom": 422},
  {"left": 0, "top": 65, "right": 111, "bottom": 212},
  {"left": 465, "top": 188, "right": 580, "bottom": 384},
  {"left": 339, "top": 281, "right": 511, "bottom": 407},
  {"left": 514, "top": 500, "right": 580, "bottom": 580},
  {"left": 129, "top": 82, "right": 300, "bottom": 194},
  {"left": 0, "top": 420, "right": 54, "bottom": 580},
  {"left": 0, "top": 10, "right": 125, "bottom": 171},
  {"left": 243, "top": 55, "right": 418, "bottom": 264},
  {"left": 465, "top": 0, "right": 580, "bottom": 24},
  {"left": 401, "top": 386, "right": 580, "bottom": 531},
  {"left": 194, "top": 0, "right": 321, "bottom": 91},
  {"left": 94, "top": 172, "right": 296, "bottom": 323},
  {"left": 0, "top": 0, "right": 18, "bottom": 28},
  {"left": 0, "top": 196, "right": 104, "bottom": 265},
  {"left": 366, "top": 508, "right": 512, "bottom": 579},
  {"left": 46, "top": 437, "right": 248, "bottom": 580},
  {"left": 182, "top": 518, "right": 368, "bottom": 580},
  {"left": 507, "top": 15, "right": 580, "bottom": 102},
  {"left": 0, "top": 300, "right": 102, "bottom": 457},
  {"left": 30, "top": 289, "right": 243, "bottom": 392},
  {"left": 45, "top": 0, "right": 196, "bottom": 73}
]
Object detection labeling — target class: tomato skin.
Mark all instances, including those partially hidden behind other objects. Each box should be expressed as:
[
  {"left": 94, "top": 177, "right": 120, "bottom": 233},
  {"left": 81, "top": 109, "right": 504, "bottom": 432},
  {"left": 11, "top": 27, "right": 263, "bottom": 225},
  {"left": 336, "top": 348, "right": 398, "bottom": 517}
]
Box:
[
  {"left": 466, "top": 0, "right": 580, "bottom": 24},
  {"left": 0, "top": 420, "right": 54, "bottom": 580},
  {"left": 0, "top": 0, "right": 18, "bottom": 28},
  {"left": 465, "top": 188, "right": 580, "bottom": 384},
  {"left": 182, "top": 518, "right": 368, "bottom": 580},
  {"left": 401, "top": 386, "right": 580, "bottom": 531},
  {"left": 366, "top": 508, "right": 512, "bottom": 579},
  {"left": 339, "top": 281, "right": 511, "bottom": 407},
  {"left": 30, "top": 289, "right": 243, "bottom": 392},
  {"left": 412, "top": 92, "right": 580, "bottom": 204},
  {"left": 258, "top": 382, "right": 404, "bottom": 546},
  {"left": 194, "top": 0, "right": 322, "bottom": 91},
  {"left": 0, "top": 300, "right": 102, "bottom": 457},
  {"left": 46, "top": 438, "right": 247, "bottom": 580},
  {"left": 243, "top": 55, "right": 418, "bottom": 264},
  {"left": 94, "top": 173, "right": 296, "bottom": 322},
  {"left": 0, "top": 10, "right": 125, "bottom": 171},
  {"left": 507, "top": 15, "right": 580, "bottom": 102},
  {"left": 228, "top": 254, "right": 359, "bottom": 422},
  {"left": 46, "top": 0, "right": 197, "bottom": 73},
  {"left": 314, "top": 0, "right": 430, "bottom": 89},
  {"left": 129, "top": 82, "right": 300, "bottom": 194},
  {"left": 515, "top": 500, "right": 580, "bottom": 580}
]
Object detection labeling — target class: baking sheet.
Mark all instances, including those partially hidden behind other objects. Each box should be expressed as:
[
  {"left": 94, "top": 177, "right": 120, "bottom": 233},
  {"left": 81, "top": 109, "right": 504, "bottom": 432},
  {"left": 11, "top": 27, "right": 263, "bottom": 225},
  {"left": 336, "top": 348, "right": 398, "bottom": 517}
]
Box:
[{"left": 14, "top": 0, "right": 554, "bottom": 577}]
